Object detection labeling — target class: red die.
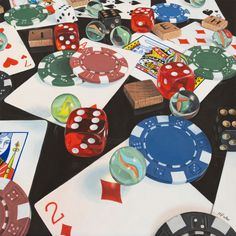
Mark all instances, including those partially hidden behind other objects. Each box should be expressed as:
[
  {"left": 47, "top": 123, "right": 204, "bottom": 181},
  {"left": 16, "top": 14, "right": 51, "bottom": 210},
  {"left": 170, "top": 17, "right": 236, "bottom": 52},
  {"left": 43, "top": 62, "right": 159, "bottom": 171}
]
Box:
[
  {"left": 131, "top": 7, "right": 155, "bottom": 33},
  {"left": 65, "top": 108, "right": 108, "bottom": 157},
  {"left": 54, "top": 23, "right": 80, "bottom": 51},
  {"left": 157, "top": 62, "right": 195, "bottom": 100}
]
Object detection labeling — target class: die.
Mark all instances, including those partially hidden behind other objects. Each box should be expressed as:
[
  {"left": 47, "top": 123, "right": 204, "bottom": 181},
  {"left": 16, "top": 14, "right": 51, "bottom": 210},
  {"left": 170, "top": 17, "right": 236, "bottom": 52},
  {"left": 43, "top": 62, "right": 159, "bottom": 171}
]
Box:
[
  {"left": 202, "top": 16, "right": 228, "bottom": 31},
  {"left": 65, "top": 108, "right": 108, "bottom": 157},
  {"left": 157, "top": 62, "right": 195, "bottom": 99},
  {"left": 0, "top": 5, "right": 4, "bottom": 14},
  {"left": 54, "top": 23, "right": 80, "bottom": 51},
  {"left": 55, "top": 3, "right": 77, "bottom": 23},
  {"left": 98, "top": 9, "right": 121, "bottom": 32},
  {"left": 216, "top": 108, "right": 236, "bottom": 151},
  {"left": 131, "top": 7, "right": 155, "bottom": 33},
  {"left": 66, "top": 0, "right": 89, "bottom": 9}
]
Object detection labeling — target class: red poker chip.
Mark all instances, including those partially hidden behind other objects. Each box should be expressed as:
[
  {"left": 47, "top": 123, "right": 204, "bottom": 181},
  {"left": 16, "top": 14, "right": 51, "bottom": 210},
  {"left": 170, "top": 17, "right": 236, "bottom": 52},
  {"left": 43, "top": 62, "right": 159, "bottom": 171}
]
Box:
[
  {"left": 0, "top": 178, "right": 31, "bottom": 236},
  {"left": 70, "top": 47, "right": 128, "bottom": 84}
]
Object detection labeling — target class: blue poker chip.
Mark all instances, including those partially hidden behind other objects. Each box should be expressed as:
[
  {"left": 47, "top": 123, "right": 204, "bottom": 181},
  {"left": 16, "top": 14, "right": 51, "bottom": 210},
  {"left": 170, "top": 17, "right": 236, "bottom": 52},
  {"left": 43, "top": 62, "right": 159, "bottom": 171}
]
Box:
[
  {"left": 129, "top": 116, "right": 212, "bottom": 184},
  {"left": 152, "top": 3, "right": 190, "bottom": 23}
]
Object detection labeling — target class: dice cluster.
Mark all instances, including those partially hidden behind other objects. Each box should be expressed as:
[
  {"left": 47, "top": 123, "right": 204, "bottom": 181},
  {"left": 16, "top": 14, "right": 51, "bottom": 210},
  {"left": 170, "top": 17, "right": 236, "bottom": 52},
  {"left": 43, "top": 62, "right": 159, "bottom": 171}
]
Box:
[{"left": 216, "top": 108, "right": 236, "bottom": 151}]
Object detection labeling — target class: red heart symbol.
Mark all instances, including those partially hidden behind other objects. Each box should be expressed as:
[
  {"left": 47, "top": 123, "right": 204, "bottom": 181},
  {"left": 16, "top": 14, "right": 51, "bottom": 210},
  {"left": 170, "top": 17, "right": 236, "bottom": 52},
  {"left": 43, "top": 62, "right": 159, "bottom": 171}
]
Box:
[
  {"left": 3, "top": 57, "right": 18, "bottom": 68},
  {"left": 21, "top": 55, "right": 27, "bottom": 59},
  {"left": 6, "top": 43, "right": 11, "bottom": 49},
  {"left": 0, "top": 28, "right": 4, "bottom": 33}
]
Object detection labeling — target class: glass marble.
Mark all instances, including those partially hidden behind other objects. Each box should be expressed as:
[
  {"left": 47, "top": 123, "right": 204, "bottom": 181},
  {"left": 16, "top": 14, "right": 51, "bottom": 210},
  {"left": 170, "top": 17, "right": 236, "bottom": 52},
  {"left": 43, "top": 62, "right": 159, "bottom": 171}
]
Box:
[
  {"left": 110, "top": 26, "right": 131, "bottom": 48},
  {"left": 0, "top": 33, "right": 8, "bottom": 51},
  {"left": 169, "top": 90, "right": 200, "bottom": 119},
  {"left": 109, "top": 146, "right": 147, "bottom": 186},
  {"left": 190, "top": 0, "right": 206, "bottom": 7},
  {"left": 86, "top": 0, "right": 103, "bottom": 18},
  {"left": 212, "top": 29, "right": 233, "bottom": 48},
  {"left": 86, "top": 21, "right": 106, "bottom": 42},
  {"left": 51, "top": 93, "right": 81, "bottom": 124}
]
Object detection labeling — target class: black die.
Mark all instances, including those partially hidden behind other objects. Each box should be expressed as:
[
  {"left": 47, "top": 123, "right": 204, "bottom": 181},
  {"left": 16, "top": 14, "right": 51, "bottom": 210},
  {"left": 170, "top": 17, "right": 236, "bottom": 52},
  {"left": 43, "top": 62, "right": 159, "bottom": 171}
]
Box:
[
  {"left": 98, "top": 9, "right": 121, "bottom": 32},
  {"left": 216, "top": 108, "right": 236, "bottom": 151}
]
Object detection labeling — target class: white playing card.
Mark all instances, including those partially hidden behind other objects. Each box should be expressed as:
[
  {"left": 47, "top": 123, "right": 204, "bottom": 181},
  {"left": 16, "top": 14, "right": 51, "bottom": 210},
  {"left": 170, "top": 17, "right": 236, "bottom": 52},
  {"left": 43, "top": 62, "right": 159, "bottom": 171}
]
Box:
[
  {"left": 7, "top": 0, "right": 77, "bottom": 30},
  {"left": 0, "top": 22, "right": 35, "bottom": 75},
  {"left": 35, "top": 139, "right": 212, "bottom": 236},
  {"left": 76, "top": 0, "right": 151, "bottom": 20},
  {"left": 212, "top": 152, "right": 236, "bottom": 231},
  {"left": 125, "top": 32, "right": 219, "bottom": 103},
  {"left": 0, "top": 120, "right": 47, "bottom": 195},
  {"left": 165, "top": 0, "right": 224, "bottom": 20},
  {"left": 169, "top": 22, "right": 236, "bottom": 59},
  {"left": 5, "top": 38, "right": 142, "bottom": 127}
]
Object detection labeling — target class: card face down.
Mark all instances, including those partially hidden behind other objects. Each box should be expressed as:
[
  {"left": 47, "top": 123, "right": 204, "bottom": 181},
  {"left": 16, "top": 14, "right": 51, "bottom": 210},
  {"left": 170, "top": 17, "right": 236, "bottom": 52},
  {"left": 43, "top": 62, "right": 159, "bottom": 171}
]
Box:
[{"left": 0, "top": 120, "right": 47, "bottom": 195}]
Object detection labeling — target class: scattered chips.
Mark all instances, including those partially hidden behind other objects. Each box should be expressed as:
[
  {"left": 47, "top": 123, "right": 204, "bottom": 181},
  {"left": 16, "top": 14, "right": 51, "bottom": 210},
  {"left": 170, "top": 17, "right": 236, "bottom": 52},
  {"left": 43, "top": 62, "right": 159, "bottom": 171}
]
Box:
[
  {"left": 0, "top": 71, "right": 12, "bottom": 101},
  {"left": 0, "top": 178, "right": 31, "bottom": 236},
  {"left": 155, "top": 212, "right": 236, "bottom": 235},
  {"left": 185, "top": 46, "right": 236, "bottom": 81},
  {"left": 129, "top": 115, "right": 212, "bottom": 184},
  {"left": 152, "top": 3, "right": 190, "bottom": 23},
  {"left": 70, "top": 47, "right": 128, "bottom": 84},
  {"left": 38, "top": 50, "right": 82, "bottom": 87},
  {"left": 4, "top": 4, "right": 48, "bottom": 27}
]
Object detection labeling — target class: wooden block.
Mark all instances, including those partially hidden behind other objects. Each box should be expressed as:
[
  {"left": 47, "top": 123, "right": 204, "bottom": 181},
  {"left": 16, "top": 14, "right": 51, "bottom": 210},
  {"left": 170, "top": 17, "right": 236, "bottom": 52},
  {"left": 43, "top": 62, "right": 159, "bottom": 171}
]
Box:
[
  {"left": 28, "top": 28, "right": 53, "bottom": 48},
  {"left": 123, "top": 80, "right": 163, "bottom": 109},
  {"left": 66, "top": 0, "right": 89, "bottom": 8},
  {"left": 152, "top": 22, "right": 181, "bottom": 40},
  {"left": 0, "top": 5, "right": 4, "bottom": 14},
  {"left": 202, "top": 16, "right": 228, "bottom": 31}
]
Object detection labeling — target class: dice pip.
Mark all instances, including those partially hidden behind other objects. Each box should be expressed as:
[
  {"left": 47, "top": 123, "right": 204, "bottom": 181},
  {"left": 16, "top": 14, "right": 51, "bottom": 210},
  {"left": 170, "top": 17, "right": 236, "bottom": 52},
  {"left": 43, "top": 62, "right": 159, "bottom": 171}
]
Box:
[
  {"left": 54, "top": 23, "right": 80, "bottom": 51},
  {"left": 98, "top": 9, "right": 121, "bottom": 32},
  {"left": 131, "top": 7, "right": 155, "bottom": 33},
  {"left": 216, "top": 108, "right": 236, "bottom": 151},
  {"left": 65, "top": 108, "right": 108, "bottom": 157}
]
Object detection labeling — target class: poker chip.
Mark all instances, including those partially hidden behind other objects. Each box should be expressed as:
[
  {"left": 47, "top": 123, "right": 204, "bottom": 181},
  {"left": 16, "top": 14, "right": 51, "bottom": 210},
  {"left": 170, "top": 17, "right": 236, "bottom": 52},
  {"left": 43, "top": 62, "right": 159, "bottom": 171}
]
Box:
[
  {"left": 184, "top": 46, "right": 236, "bottom": 81},
  {"left": 155, "top": 212, "right": 236, "bottom": 235},
  {"left": 129, "top": 115, "right": 212, "bottom": 184},
  {"left": 4, "top": 4, "right": 48, "bottom": 27},
  {"left": 0, "top": 71, "right": 12, "bottom": 101},
  {"left": 0, "top": 178, "right": 31, "bottom": 236},
  {"left": 152, "top": 3, "right": 190, "bottom": 23},
  {"left": 38, "top": 50, "right": 82, "bottom": 87},
  {"left": 70, "top": 46, "right": 128, "bottom": 84}
]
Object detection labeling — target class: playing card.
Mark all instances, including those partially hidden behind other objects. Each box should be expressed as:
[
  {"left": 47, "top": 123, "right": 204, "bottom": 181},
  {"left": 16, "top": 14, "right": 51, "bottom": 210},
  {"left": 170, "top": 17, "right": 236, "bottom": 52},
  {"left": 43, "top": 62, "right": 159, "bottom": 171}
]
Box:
[
  {"left": 0, "top": 22, "right": 35, "bottom": 75},
  {"left": 125, "top": 33, "right": 219, "bottom": 103},
  {"left": 0, "top": 120, "right": 47, "bottom": 195},
  {"left": 169, "top": 22, "right": 236, "bottom": 59},
  {"left": 212, "top": 152, "right": 236, "bottom": 231},
  {"left": 35, "top": 139, "right": 212, "bottom": 236},
  {"left": 76, "top": 0, "right": 151, "bottom": 20},
  {"left": 165, "top": 0, "right": 224, "bottom": 20},
  {"left": 5, "top": 38, "right": 142, "bottom": 127},
  {"left": 7, "top": 0, "right": 77, "bottom": 30}
]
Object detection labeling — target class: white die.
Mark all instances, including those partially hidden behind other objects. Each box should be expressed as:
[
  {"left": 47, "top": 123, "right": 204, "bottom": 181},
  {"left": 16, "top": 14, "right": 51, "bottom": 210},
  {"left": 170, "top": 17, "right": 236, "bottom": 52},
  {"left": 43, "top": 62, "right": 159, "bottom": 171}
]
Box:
[{"left": 54, "top": 4, "right": 77, "bottom": 23}]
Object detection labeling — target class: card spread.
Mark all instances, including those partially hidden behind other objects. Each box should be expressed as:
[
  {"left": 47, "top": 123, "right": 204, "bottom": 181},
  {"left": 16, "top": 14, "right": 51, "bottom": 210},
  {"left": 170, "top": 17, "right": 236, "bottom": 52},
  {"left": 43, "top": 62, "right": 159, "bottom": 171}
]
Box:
[
  {"left": 5, "top": 38, "right": 142, "bottom": 127},
  {"left": 0, "top": 120, "right": 47, "bottom": 195},
  {"left": 35, "top": 140, "right": 212, "bottom": 236},
  {"left": 0, "top": 22, "right": 35, "bottom": 75}
]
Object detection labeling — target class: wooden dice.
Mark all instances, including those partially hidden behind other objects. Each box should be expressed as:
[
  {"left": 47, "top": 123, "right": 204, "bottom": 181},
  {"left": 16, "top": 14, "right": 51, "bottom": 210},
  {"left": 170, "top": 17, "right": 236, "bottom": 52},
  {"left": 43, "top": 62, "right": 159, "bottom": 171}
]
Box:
[
  {"left": 124, "top": 80, "right": 163, "bottom": 109},
  {"left": 152, "top": 22, "right": 181, "bottom": 40},
  {"left": 202, "top": 16, "right": 228, "bottom": 31},
  {"left": 0, "top": 5, "right": 4, "bottom": 14},
  {"left": 28, "top": 28, "right": 53, "bottom": 48},
  {"left": 66, "top": 0, "right": 89, "bottom": 8}
]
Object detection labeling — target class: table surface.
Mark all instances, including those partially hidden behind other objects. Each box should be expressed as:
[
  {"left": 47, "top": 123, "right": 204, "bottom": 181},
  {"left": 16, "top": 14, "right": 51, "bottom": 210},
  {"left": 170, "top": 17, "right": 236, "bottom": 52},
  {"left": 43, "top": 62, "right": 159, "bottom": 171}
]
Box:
[{"left": 0, "top": 0, "right": 236, "bottom": 235}]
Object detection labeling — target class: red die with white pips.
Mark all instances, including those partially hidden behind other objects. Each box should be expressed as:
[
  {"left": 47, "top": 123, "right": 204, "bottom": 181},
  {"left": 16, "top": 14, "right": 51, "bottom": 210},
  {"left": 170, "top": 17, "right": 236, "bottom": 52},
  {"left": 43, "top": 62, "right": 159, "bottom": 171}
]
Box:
[
  {"left": 157, "top": 62, "right": 195, "bottom": 100},
  {"left": 65, "top": 108, "right": 108, "bottom": 157},
  {"left": 54, "top": 23, "right": 80, "bottom": 51}
]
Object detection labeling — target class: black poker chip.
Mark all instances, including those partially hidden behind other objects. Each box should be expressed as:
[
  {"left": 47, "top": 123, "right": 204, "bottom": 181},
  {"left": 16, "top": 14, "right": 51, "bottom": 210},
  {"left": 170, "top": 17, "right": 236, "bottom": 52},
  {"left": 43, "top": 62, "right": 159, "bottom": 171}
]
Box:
[
  {"left": 0, "top": 71, "right": 12, "bottom": 101},
  {"left": 156, "top": 212, "right": 236, "bottom": 236}
]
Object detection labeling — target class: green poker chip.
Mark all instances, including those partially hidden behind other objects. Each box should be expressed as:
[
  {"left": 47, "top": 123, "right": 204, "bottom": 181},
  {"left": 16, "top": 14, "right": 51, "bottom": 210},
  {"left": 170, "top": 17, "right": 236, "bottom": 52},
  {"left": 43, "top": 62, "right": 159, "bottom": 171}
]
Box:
[
  {"left": 38, "top": 50, "right": 82, "bottom": 87},
  {"left": 184, "top": 46, "right": 236, "bottom": 81},
  {"left": 4, "top": 4, "right": 48, "bottom": 27}
]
